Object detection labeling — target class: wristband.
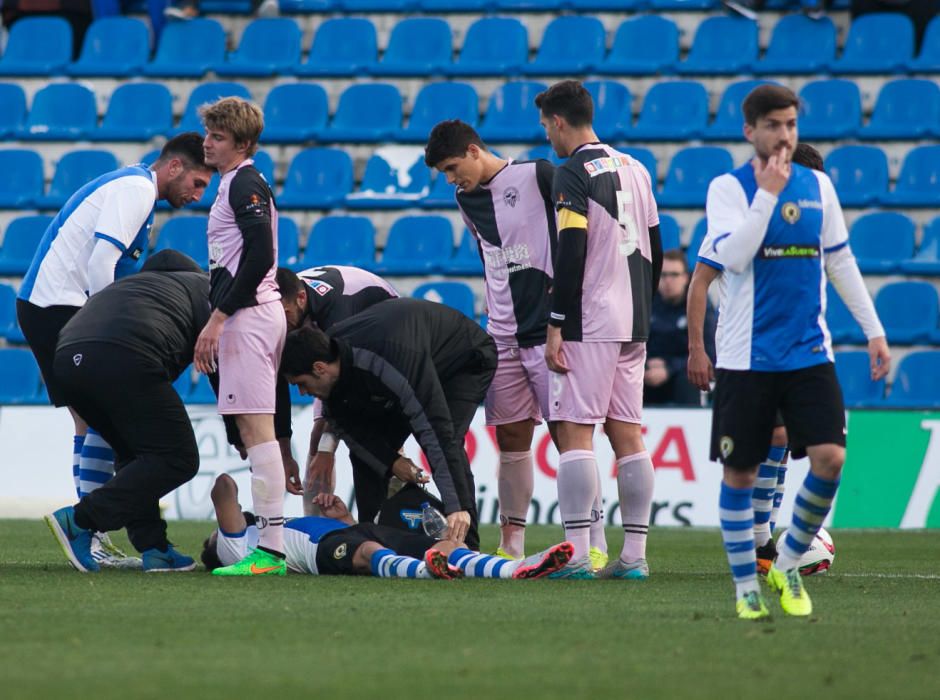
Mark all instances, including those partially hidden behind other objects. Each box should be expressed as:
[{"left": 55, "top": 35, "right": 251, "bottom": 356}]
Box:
[{"left": 318, "top": 432, "right": 338, "bottom": 454}]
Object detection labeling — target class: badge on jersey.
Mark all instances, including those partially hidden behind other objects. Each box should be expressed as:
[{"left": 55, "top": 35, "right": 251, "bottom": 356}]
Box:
[
  {"left": 333, "top": 543, "right": 347, "bottom": 559},
  {"left": 781, "top": 202, "right": 801, "bottom": 224},
  {"left": 503, "top": 187, "right": 519, "bottom": 208},
  {"left": 308, "top": 280, "right": 333, "bottom": 297},
  {"left": 720, "top": 436, "right": 735, "bottom": 459}
]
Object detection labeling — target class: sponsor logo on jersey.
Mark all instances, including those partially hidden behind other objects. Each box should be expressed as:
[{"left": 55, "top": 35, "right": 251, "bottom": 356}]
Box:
[
  {"left": 503, "top": 187, "right": 519, "bottom": 208},
  {"left": 781, "top": 202, "right": 801, "bottom": 224},
  {"left": 399, "top": 510, "right": 423, "bottom": 530},
  {"left": 584, "top": 155, "right": 631, "bottom": 177},
  {"left": 797, "top": 199, "right": 823, "bottom": 210},
  {"left": 309, "top": 280, "right": 334, "bottom": 297},
  {"left": 556, "top": 192, "right": 572, "bottom": 209},
  {"left": 758, "top": 244, "right": 820, "bottom": 259}
]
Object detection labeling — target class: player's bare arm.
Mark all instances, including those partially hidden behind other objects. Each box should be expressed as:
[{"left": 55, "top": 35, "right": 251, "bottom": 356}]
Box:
[{"left": 687, "top": 263, "right": 720, "bottom": 391}]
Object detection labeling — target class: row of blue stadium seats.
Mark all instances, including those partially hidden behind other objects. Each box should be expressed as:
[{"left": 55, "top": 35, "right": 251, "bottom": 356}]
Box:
[{"left": 5, "top": 13, "right": 934, "bottom": 79}]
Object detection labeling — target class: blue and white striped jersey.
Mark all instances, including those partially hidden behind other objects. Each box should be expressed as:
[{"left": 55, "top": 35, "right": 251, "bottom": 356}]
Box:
[{"left": 215, "top": 516, "right": 350, "bottom": 575}]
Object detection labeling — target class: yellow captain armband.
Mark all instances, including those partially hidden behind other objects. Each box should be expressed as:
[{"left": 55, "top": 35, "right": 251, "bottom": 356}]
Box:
[{"left": 558, "top": 208, "right": 588, "bottom": 230}]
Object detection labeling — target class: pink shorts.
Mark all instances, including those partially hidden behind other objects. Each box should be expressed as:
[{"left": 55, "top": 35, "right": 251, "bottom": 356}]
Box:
[
  {"left": 217, "top": 301, "right": 287, "bottom": 415},
  {"left": 484, "top": 344, "right": 550, "bottom": 426},
  {"left": 548, "top": 341, "right": 646, "bottom": 425}
]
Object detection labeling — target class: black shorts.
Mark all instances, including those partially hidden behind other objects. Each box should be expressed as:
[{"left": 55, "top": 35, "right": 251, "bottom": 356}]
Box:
[
  {"left": 314, "top": 523, "right": 437, "bottom": 576},
  {"left": 16, "top": 299, "right": 80, "bottom": 407},
  {"left": 710, "top": 362, "right": 845, "bottom": 469}
]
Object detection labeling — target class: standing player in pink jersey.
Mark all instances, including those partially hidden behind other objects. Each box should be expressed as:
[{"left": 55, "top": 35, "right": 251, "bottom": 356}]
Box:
[
  {"left": 194, "top": 96, "right": 295, "bottom": 577},
  {"left": 536, "top": 81, "right": 663, "bottom": 579}
]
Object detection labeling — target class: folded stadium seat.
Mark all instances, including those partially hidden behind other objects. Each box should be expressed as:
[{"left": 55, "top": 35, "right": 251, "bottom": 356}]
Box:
[
  {"left": 441, "top": 229, "right": 484, "bottom": 276},
  {"left": 880, "top": 145, "right": 940, "bottom": 207},
  {"left": 676, "top": 16, "right": 758, "bottom": 76},
  {"left": 190, "top": 373, "right": 218, "bottom": 404},
  {"left": 144, "top": 18, "right": 226, "bottom": 77},
  {"left": 447, "top": 17, "right": 527, "bottom": 77},
  {"left": 823, "top": 145, "right": 889, "bottom": 208},
  {"left": 92, "top": 83, "right": 173, "bottom": 141},
  {"left": 214, "top": 18, "right": 302, "bottom": 77},
  {"left": 278, "top": 148, "right": 354, "bottom": 209},
  {"left": 704, "top": 80, "right": 774, "bottom": 141},
  {"left": 647, "top": 0, "right": 719, "bottom": 7},
  {"left": 825, "top": 284, "right": 866, "bottom": 345},
  {"left": 289, "top": 382, "right": 315, "bottom": 406},
  {"left": 152, "top": 217, "right": 210, "bottom": 269},
  {"left": 908, "top": 15, "right": 940, "bottom": 72},
  {"left": 597, "top": 15, "right": 679, "bottom": 76},
  {"left": 374, "top": 216, "right": 454, "bottom": 275},
  {"left": 35, "top": 150, "right": 120, "bottom": 210},
  {"left": 398, "top": 82, "right": 479, "bottom": 143},
  {"left": 797, "top": 79, "right": 861, "bottom": 140},
  {"left": 875, "top": 281, "right": 939, "bottom": 344},
  {"left": 616, "top": 147, "right": 657, "bottom": 185},
  {"left": 885, "top": 351, "right": 940, "bottom": 408},
  {"left": 339, "top": 0, "right": 417, "bottom": 9},
  {"left": 296, "top": 18, "right": 377, "bottom": 77},
  {"left": 478, "top": 81, "right": 547, "bottom": 142},
  {"left": 346, "top": 152, "right": 431, "bottom": 210},
  {"left": 0, "top": 215, "right": 51, "bottom": 274},
  {"left": 899, "top": 217, "right": 940, "bottom": 276},
  {"left": 183, "top": 150, "right": 274, "bottom": 212},
  {"left": 0, "top": 348, "right": 42, "bottom": 403},
  {"left": 584, "top": 81, "right": 632, "bottom": 142},
  {"left": 830, "top": 13, "right": 914, "bottom": 74},
  {"left": 412, "top": 281, "right": 476, "bottom": 319},
  {"left": 280, "top": 0, "right": 336, "bottom": 10},
  {"left": 372, "top": 18, "right": 452, "bottom": 77},
  {"left": 518, "top": 144, "right": 565, "bottom": 166},
  {"left": 170, "top": 81, "right": 252, "bottom": 136},
  {"left": 0, "top": 83, "right": 26, "bottom": 138},
  {"left": 0, "top": 150, "right": 43, "bottom": 208},
  {"left": 421, "top": 172, "right": 459, "bottom": 209},
  {"left": 657, "top": 147, "right": 734, "bottom": 208},
  {"left": 523, "top": 16, "right": 606, "bottom": 76},
  {"left": 0, "top": 17, "right": 72, "bottom": 76},
  {"left": 419, "top": 0, "right": 489, "bottom": 9},
  {"left": 629, "top": 81, "right": 709, "bottom": 141},
  {"left": 567, "top": 0, "right": 647, "bottom": 8},
  {"left": 68, "top": 17, "right": 150, "bottom": 77},
  {"left": 261, "top": 83, "right": 328, "bottom": 143},
  {"left": 847, "top": 212, "right": 915, "bottom": 274},
  {"left": 324, "top": 84, "right": 402, "bottom": 142},
  {"left": 172, "top": 370, "right": 194, "bottom": 401},
  {"left": 17, "top": 83, "right": 97, "bottom": 141},
  {"left": 859, "top": 79, "right": 940, "bottom": 140},
  {"left": 686, "top": 217, "right": 707, "bottom": 271},
  {"left": 753, "top": 14, "right": 836, "bottom": 75},
  {"left": 834, "top": 351, "right": 886, "bottom": 408},
  {"left": 299, "top": 216, "right": 377, "bottom": 269},
  {"left": 278, "top": 216, "right": 300, "bottom": 269},
  {"left": 0, "top": 283, "right": 18, "bottom": 338},
  {"left": 492, "top": 0, "right": 563, "bottom": 9},
  {"left": 658, "top": 214, "right": 681, "bottom": 252}
]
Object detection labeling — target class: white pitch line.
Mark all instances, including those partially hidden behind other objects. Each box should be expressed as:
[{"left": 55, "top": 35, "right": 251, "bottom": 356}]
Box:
[{"left": 836, "top": 573, "right": 940, "bottom": 580}]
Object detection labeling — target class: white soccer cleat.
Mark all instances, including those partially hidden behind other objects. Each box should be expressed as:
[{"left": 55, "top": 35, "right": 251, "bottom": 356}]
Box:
[{"left": 91, "top": 532, "right": 142, "bottom": 570}]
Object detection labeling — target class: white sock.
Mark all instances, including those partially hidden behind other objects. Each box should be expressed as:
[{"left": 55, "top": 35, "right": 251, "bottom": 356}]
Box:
[
  {"left": 556, "top": 449, "right": 597, "bottom": 560},
  {"left": 448, "top": 548, "right": 516, "bottom": 578},
  {"left": 248, "top": 441, "right": 285, "bottom": 554},
  {"left": 497, "top": 450, "right": 533, "bottom": 558},
  {"left": 72, "top": 434, "right": 84, "bottom": 499},
  {"left": 616, "top": 451, "right": 654, "bottom": 562},
  {"left": 589, "top": 459, "right": 607, "bottom": 555},
  {"left": 79, "top": 428, "right": 114, "bottom": 497},
  {"left": 370, "top": 549, "right": 430, "bottom": 578}
]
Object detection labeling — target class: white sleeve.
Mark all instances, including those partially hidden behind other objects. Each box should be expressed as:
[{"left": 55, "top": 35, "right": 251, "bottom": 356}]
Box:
[
  {"left": 825, "top": 246, "right": 885, "bottom": 339},
  {"left": 93, "top": 178, "right": 154, "bottom": 252},
  {"left": 816, "top": 171, "right": 850, "bottom": 253},
  {"left": 703, "top": 175, "right": 777, "bottom": 274},
  {"left": 87, "top": 240, "right": 124, "bottom": 295}
]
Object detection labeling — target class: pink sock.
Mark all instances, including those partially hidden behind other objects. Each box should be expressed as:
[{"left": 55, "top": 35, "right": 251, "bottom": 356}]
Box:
[
  {"left": 557, "top": 449, "right": 598, "bottom": 560},
  {"left": 616, "top": 451, "right": 654, "bottom": 562},
  {"left": 497, "top": 450, "right": 533, "bottom": 558},
  {"left": 248, "top": 441, "right": 285, "bottom": 554}
]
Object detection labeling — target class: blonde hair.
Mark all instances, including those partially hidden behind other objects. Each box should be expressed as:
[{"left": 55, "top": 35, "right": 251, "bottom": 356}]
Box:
[{"left": 198, "top": 96, "right": 264, "bottom": 155}]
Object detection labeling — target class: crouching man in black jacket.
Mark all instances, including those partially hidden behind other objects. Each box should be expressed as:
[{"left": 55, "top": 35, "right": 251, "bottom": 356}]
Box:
[
  {"left": 44, "top": 250, "right": 210, "bottom": 573},
  {"left": 281, "top": 297, "right": 497, "bottom": 550}
]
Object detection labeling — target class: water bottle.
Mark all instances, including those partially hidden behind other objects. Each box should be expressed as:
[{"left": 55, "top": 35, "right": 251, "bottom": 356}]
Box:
[{"left": 421, "top": 501, "right": 448, "bottom": 540}]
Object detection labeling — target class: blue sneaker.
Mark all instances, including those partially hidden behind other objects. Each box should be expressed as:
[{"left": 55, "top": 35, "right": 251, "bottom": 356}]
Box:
[
  {"left": 142, "top": 545, "right": 196, "bottom": 572},
  {"left": 44, "top": 506, "right": 98, "bottom": 573}
]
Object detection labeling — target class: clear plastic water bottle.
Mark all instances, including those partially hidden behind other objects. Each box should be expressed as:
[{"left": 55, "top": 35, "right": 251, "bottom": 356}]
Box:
[{"left": 421, "top": 501, "right": 448, "bottom": 540}]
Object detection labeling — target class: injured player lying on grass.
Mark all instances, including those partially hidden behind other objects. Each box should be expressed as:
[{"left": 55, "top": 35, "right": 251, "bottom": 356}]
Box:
[{"left": 201, "top": 474, "right": 573, "bottom": 580}]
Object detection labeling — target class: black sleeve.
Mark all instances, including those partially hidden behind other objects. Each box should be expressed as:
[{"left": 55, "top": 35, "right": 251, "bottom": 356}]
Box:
[
  {"left": 216, "top": 168, "right": 275, "bottom": 317},
  {"left": 549, "top": 228, "right": 587, "bottom": 328},
  {"left": 649, "top": 223, "right": 663, "bottom": 298},
  {"left": 274, "top": 374, "right": 292, "bottom": 440},
  {"left": 535, "top": 159, "right": 559, "bottom": 260},
  {"left": 552, "top": 161, "right": 590, "bottom": 217}
]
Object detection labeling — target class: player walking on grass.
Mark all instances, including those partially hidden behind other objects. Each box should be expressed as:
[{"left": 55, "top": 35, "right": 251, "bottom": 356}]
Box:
[
  {"left": 696, "top": 85, "right": 889, "bottom": 620},
  {"left": 536, "top": 81, "right": 663, "bottom": 579}
]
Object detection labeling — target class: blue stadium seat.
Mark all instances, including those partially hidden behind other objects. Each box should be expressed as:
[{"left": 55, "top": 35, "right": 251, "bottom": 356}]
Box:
[
  {"left": 374, "top": 216, "right": 453, "bottom": 275},
  {"left": 448, "top": 17, "right": 527, "bottom": 77},
  {"left": 909, "top": 15, "right": 940, "bottom": 72},
  {"left": 584, "top": 81, "right": 632, "bottom": 142},
  {"left": 859, "top": 79, "right": 940, "bottom": 140},
  {"left": 705, "top": 80, "right": 773, "bottom": 141},
  {"left": 153, "top": 217, "right": 210, "bottom": 270},
  {"left": 172, "top": 82, "right": 252, "bottom": 136},
  {"left": 848, "top": 212, "right": 915, "bottom": 274},
  {"left": 677, "top": 16, "right": 758, "bottom": 75},
  {"left": 296, "top": 18, "right": 377, "bottom": 76},
  {"left": 190, "top": 373, "right": 218, "bottom": 404},
  {"left": 899, "top": 217, "right": 940, "bottom": 276},
  {"left": 518, "top": 144, "right": 565, "bottom": 167},
  {"left": 567, "top": 0, "right": 645, "bottom": 7},
  {"left": 0, "top": 348, "right": 42, "bottom": 403},
  {"left": 419, "top": 0, "right": 488, "bottom": 9},
  {"left": 399, "top": 82, "right": 479, "bottom": 142},
  {"left": 618, "top": 147, "right": 657, "bottom": 185},
  {"left": 0, "top": 283, "right": 18, "bottom": 339},
  {"left": 278, "top": 216, "right": 300, "bottom": 269},
  {"left": 831, "top": 13, "right": 914, "bottom": 74},
  {"left": 172, "top": 368, "right": 194, "bottom": 401},
  {"left": 289, "top": 382, "right": 314, "bottom": 406},
  {"left": 493, "top": 0, "right": 563, "bottom": 8},
  {"left": 0, "top": 150, "right": 43, "bottom": 208},
  {"left": 648, "top": 0, "right": 718, "bottom": 7},
  {"left": 35, "top": 150, "right": 120, "bottom": 210},
  {"left": 753, "top": 15, "right": 836, "bottom": 75},
  {"left": 881, "top": 146, "right": 940, "bottom": 208},
  {"left": 421, "top": 172, "right": 459, "bottom": 209},
  {"left": 825, "top": 284, "right": 866, "bottom": 345},
  {"left": 325, "top": 84, "right": 402, "bottom": 142},
  {"left": 441, "top": 229, "right": 484, "bottom": 276},
  {"left": 0, "top": 83, "right": 26, "bottom": 138},
  {"left": 200, "top": 0, "right": 254, "bottom": 11},
  {"left": 346, "top": 153, "right": 431, "bottom": 209},
  {"left": 300, "top": 216, "right": 376, "bottom": 269},
  {"left": 144, "top": 18, "right": 226, "bottom": 78},
  {"left": 339, "top": 0, "right": 416, "bottom": 9},
  {"left": 261, "top": 83, "right": 328, "bottom": 143},
  {"left": 598, "top": 16, "right": 679, "bottom": 76},
  {"left": 279, "top": 0, "right": 337, "bottom": 9},
  {"left": 885, "top": 351, "right": 940, "bottom": 408},
  {"left": 278, "top": 148, "right": 353, "bottom": 209},
  {"left": 214, "top": 18, "right": 302, "bottom": 77},
  {"left": 523, "top": 16, "right": 606, "bottom": 75},
  {"left": 93, "top": 83, "right": 173, "bottom": 141},
  {"left": 478, "top": 81, "right": 546, "bottom": 142},
  {"left": 658, "top": 147, "right": 733, "bottom": 208},
  {"left": 412, "top": 281, "right": 475, "bottom": 319},
  {"left": 629, "top": 81, "right": 709, "bottom": 141},
  {"left": 68, "top": 17, "right": 150, "bottom": 77},
  {"left": 797, "top": 79, "right": 861, "bottom": 140},
  {"left": 686, "top": 217, "right": 708, "bottom": 271},
  {"left": 659, "top": 214, "right": 681, "bottom": 252},
  {"left": 875, "top": 281, "right": 938, "bottom": 344},
  {"left": 834, "top": 351, "right": 885, "bottom": 408},
  {"left": 0, "top": 215, "right": 51, "bottom": 274},
  {"left": 18, "top": 83, "right": 97, "bottom": 141},
  {"left": 373, "top": 18, "right": 452, "bottom": 76},
  {"left": 823, "top": 145, "right": 889, "bottom": 208},
  {"left": 0, "top": 17, "right": 72, "bottom": 76}
]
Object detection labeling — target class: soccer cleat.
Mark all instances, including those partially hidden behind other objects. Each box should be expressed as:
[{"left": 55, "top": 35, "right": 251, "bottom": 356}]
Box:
[
  {"left": 736, "top": 591, "right": 771, "bottom": 621},
  {"left": 211, "top": 547, "right": 286, "bottom": 577},
  {"left": 755, "top": 539, "right": 777, "bottom": 576},
  {"left": 546, "top": 553, "right": 597, "bottom": 580},
  {"left": 91, "top": 532, "right": 142, "bottom": 570},
  {"left": 767, "top": 564, "right": 813, "bottom": 616},
  {"left": 589, "top": 546, "right": 609, "bottom": 572},
  {"left": 494, "top": 547, "right": 521, "bottom": 561},
  {"left": 424, "top": 549, "right": 463, "bottom": 580},
  {"left": 44, "top": 506, "right": 99, "bottom": 573},
  {"left": 142, "top": 545, "right": 197, "bottom": 572},
  {"left": 598, "top": 557, "right": 650, "bottom": 580},
  {"left": 513, "top": 542, "right": 574, "bottom": 580}
]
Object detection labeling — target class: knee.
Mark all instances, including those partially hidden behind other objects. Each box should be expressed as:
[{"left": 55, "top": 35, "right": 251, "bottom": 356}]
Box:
[
  {"left": 211, "top": 473, "right": 237, "bottom": 503},
  {"left": 811, "top": 446, "right": 844, "bottom": 480},
  {"left": 495, "top": 421, "right": 535, "bottom": 452}
]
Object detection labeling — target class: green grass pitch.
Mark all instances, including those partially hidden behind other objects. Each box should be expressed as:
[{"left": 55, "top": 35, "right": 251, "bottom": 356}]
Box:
[{"left": 1, "top": 521, "right": 938, "bottom": 700}]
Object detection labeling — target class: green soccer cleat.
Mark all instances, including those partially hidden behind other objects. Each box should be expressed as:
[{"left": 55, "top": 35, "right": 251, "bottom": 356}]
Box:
[
  {"left": 494, "top": 547, "right": 521, "bottom": 561},
  {"left": 589, "top": 546, "right": 609, "bottom": 572},
  {"left": 211, "top": 548, "right": 286, "bottom": 577},
  {"left": 767, "top": 564, "right": 813, "bottom": 616},
  {"left": 736, "top": 591, "right": 771, "bottom": 621}
]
